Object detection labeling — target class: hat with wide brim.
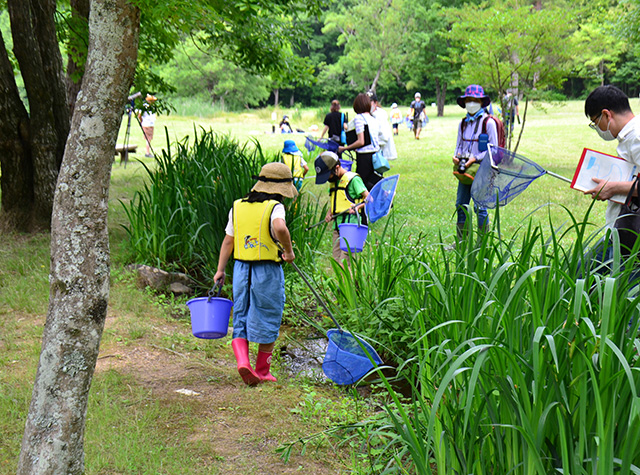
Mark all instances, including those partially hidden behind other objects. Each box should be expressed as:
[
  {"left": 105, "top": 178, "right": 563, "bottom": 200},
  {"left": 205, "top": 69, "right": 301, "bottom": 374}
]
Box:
[
  {"left": 457, "top": 85, "right": 490, "bottom": 108},
  {"left": 282, "top": 140, "right": 300, "bottom": 155},
  {"left": 251, "top": 162, "right": 298, "bottom": 199}
]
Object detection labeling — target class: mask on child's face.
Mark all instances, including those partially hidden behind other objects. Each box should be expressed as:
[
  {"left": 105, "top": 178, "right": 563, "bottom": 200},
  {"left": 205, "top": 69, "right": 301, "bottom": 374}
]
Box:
[
  {"left": 465, "top": 102, "right": 482, "bottom": 115},
  {"left": 328, "top": 173, "right": 339, "bottom": 183}
]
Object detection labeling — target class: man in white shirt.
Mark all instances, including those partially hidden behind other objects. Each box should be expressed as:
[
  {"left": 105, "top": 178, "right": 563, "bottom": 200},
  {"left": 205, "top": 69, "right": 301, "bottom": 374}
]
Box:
[{"left": 584, "top": 85, "right": 640, "bottom": 265}]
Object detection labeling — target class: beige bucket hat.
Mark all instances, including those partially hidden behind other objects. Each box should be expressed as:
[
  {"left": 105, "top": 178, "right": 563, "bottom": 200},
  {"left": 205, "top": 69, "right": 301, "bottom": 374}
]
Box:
[{"left": 251, "top": 162, "right": 298, "bottom": 199}]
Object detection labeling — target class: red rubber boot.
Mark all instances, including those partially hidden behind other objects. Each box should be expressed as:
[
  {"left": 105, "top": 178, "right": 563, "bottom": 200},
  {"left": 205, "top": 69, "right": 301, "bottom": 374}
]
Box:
[
  {"left": 231, "top": 338, "right": 260, "bottom": 386},
  {"left": 255, "top": 350, "right": 277, "bottom": 382}
]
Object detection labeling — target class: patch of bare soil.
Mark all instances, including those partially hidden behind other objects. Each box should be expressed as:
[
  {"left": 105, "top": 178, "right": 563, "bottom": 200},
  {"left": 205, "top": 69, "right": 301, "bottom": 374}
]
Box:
[{"left": 96, "top": 319, "right": 347, "bottom": 474}]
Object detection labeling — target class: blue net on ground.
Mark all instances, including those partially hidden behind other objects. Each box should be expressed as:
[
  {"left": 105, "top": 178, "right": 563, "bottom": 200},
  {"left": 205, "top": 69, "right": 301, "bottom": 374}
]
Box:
[
  {"left": 322, "top": 329, "right": 383, "bottom": 385},
  {"left": 304, "top": 136, "right": 339, "bottom": 153},
  {"left": 471, "top": 145, "right": 547, "bottom": 209},
  {"left": 365, "top": 174, "right": 399, "bottom": 223}
]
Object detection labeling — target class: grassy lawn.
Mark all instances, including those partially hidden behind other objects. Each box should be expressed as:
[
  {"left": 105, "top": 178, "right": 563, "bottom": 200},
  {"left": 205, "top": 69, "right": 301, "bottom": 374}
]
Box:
[
  {"left": 119, "top": 99, "right": 619, "bottom": 242},
  {"left": 0, "top": 99, "right": 629, "bottom": 473}
]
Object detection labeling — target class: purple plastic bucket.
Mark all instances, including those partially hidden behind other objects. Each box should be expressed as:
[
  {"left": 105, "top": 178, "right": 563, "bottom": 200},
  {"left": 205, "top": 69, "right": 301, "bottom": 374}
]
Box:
[
  {"left": 339, "top": 159, "right": 352, "bottom": 171},
  {"left": 338, "top": 223, "right": 368, "bottom": 253},
  {"left": 186, "top": 297, "right": 233, "bottom": 339}
]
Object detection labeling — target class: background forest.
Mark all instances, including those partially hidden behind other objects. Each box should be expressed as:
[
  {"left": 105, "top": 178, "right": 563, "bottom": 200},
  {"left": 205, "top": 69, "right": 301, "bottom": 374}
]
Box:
[{"left": 144, "top": 0, "right": 640, "bottom": 113}]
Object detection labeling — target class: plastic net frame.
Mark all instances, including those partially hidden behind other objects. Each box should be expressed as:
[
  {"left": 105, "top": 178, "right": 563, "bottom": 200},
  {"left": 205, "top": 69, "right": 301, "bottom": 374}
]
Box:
[
  {"left": 322, "top": 329, "right": 383, "bottom": 385},
  {"left": 471, "top": 145, "right": 547, "bottom": 209},
  {"left": 366, "top": 174, "right": 400, "bottom": 223}
]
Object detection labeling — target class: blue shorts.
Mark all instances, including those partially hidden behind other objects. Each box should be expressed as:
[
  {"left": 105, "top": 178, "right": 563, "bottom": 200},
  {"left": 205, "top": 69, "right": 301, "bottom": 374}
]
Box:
[{"left": 232, "top": 260, "right": 285, "bottom": 344}]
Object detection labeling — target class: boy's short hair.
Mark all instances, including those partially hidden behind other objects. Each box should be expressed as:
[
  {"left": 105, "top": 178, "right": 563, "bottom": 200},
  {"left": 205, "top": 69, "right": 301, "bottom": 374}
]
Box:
[{"left": 585, "top": 85, "right": 631, "bottom": 118}]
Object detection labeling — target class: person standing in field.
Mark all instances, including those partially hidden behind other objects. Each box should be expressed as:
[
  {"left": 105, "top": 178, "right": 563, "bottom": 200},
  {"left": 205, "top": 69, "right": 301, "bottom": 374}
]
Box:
[
  {"left": 408, "top": 92, "right": 427, "bottom": 140},
  {"left": 214, "top": 163, "right": 297, "bottom": 385},
  {"left": 503, "top": 91, "right": 519, "bottom": 139},
  {"left": 390, "top": 103, "right": 402, "bottom": 136},
  {"left": 337, "top": 93, "right": 382, "bottom": 190},
  {"left": 368, "top": 91, "right": 397, "bottom": 161},
  {"left": 583, "top": 85, "right": 640, "bottom": 263},
  {"left": 452, "top": 84, "right": 498, "bottom": 245},
  {"left": 281, "top": 139, "right": 308, "bottom": 191},
  {"left": 314, "top": 151, "right": 369, "bottom": 265},
  {"left": 320, "top": 99, "right": 348, "bottom": 146},
  {"left": 139, "top": 93, "right": 157, "bottom": 158}
]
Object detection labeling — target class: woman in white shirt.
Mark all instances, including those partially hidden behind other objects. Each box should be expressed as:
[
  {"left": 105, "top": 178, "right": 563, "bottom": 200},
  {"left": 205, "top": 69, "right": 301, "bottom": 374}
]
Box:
[{"left": 338, "top": 93, "right": 382, "bottom": 190}]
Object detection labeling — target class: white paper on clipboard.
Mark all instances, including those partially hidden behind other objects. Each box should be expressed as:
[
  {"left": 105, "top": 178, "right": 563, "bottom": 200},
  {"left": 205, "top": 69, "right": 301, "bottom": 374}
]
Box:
[{"left": 571, "top": 148, "right": 638, "bottom": 204}]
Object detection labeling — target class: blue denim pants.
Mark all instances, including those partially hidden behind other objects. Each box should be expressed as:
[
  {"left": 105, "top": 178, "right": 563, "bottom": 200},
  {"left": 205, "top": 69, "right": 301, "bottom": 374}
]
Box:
[{"left": 456, "top": 181, "right": 489, "bottom": 228}]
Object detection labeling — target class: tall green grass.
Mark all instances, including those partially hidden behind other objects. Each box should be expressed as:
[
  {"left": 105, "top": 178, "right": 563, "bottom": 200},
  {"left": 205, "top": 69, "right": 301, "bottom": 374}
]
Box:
[{"left": 297, "top": 207, "right": 640, "bottom": 473}]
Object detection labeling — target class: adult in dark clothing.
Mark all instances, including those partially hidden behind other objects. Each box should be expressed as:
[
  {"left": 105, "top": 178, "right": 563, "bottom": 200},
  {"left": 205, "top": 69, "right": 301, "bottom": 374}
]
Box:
[
  {"left": 337, "top": 93, "right": 382, "bottom": 191},
  {"left": 409, "top": 92, "right": 427, "bottom": 140},
  {"left": 320, "top": 100, "right": 348, "bottom": 144}
]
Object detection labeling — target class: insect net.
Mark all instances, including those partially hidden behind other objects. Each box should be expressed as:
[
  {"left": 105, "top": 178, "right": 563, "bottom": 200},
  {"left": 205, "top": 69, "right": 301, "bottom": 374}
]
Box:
[
  {"left": 322, "top": 329, "right": 383, "bottom": 385},
  {"left": 304, "top": 136, "right": 339, "bottom": 153},
  {"left": 471, "top": 145, "right": 547, "bottom": 209},
  {"left": 365, "top": 174, "right": 399, "bottom": 223}
]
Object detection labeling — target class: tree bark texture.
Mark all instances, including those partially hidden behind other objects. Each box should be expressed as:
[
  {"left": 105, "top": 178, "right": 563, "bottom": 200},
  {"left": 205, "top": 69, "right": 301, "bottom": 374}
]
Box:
[
  {"left": 0, "top": 28, "right": 33, "bottom": 232},
  {"left": 435, "top": 79, "right": 446, "bottom": 117},
  {"left": 66, "top": 0, "right": 91, "bottom": 117},
  {"left": 17, "top": 0, "right": 139, "bottom": 473},
  {"left": 6, "top": 0, "right": 70, "bottom": 231}
]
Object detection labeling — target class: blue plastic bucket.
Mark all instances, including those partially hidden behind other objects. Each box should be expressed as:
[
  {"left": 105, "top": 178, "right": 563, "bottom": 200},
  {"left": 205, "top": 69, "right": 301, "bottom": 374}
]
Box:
[
  {"left": 186, "top": 296, "right": 233, "bottom": 339},
  {"left": 338, "top": 223, "right": 368, "bottom": 253},
  {"left": 339, "top": 159, "right": 352, "bottom": 171}
]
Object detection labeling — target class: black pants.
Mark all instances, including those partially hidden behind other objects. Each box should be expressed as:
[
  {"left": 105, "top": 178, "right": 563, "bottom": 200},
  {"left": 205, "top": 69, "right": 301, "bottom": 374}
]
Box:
[{"left": 356, "top": 151, "right": 382, "bottom": 191}]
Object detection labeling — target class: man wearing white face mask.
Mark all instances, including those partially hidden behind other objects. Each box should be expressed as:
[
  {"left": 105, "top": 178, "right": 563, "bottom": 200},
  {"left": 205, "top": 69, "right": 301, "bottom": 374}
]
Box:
[
  {"left": 451, "top": 84, "right": 498, "bottom": 245},
  {"left": 583, "top": 85, "right": 640, "bottom": 267},
  {"left": 584, "top": 86, "right": 640, "bottom": 215}
]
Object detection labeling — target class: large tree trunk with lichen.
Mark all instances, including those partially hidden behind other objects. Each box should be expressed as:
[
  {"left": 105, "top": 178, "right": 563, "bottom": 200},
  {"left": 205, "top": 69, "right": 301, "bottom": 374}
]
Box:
[
  {"left": 16, "top": 0, "right": 139, "bottom": 473},
  {"left": 0, "top": 0, "right": 70, "bottom": 232}
]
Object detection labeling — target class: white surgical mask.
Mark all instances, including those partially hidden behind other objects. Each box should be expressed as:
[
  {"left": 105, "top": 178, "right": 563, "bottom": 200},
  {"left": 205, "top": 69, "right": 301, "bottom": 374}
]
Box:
[
  {"left": 465, "top": 102, "right": 482, "bottom": 115},
  {"left": 596, "top": 117, "right": 616, "bottom": 141}
]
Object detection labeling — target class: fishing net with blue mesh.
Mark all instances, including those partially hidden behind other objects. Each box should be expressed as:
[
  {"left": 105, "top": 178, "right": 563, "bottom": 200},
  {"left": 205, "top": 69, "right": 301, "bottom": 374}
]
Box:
[
  {"left": 304, "top": 136, "right": 339, "bottom": 153},
  {"left": 322, "top": 329, "right": 383, "bottom": 385},
  {"left": 471, "top": 145, "right": 567, "bottom": 209},
  {"left": 365, "top": 174, "right": 399, "bottom": 223}
]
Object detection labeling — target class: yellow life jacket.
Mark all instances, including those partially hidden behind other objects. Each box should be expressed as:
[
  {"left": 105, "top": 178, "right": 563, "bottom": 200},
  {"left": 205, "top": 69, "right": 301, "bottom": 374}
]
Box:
[
  {"left": 233, "top": 199, "right": 281, "bottom": 262},
  {"left": 281, "top": 153, "right": 304, "bottom": 179},
  {"left": 329, "top": 171, "right": 363, "bottom": 216}
]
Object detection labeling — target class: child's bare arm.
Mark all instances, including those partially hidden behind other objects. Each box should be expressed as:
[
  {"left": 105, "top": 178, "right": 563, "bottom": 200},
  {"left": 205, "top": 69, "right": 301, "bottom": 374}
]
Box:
[
  {"left": 214, "top": 235, "right": 234, "bottom": 285},
  {"left": 272, "top": 218, "right": 295, "bottom": 263}
]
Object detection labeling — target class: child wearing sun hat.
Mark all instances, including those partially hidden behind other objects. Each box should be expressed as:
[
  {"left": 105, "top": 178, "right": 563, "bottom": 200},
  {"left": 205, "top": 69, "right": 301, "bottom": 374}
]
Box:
[
  {"left": 281, "top": 140, "right": 309, "bottom": 190},
  {"left": 214, "top": 162, "right": 297, "bottom": 385}
]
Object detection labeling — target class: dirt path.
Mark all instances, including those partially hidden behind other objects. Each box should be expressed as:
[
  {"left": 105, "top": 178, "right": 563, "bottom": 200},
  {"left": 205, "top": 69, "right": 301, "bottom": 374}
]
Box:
[{"left": 96, "top": 314, "right": 348, "bottom": 474}]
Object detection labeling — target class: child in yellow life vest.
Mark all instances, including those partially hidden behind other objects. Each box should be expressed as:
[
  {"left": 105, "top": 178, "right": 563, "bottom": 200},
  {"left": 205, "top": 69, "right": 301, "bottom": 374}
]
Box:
[
  {"left": 314, "top": 151, "right": 369, "bottom": 264},
  {"left": 214, "top": 162, "right": 297, "bottom": 385},
  {"left": 281, "top": 140, "right": 309, "bottom": 191}
]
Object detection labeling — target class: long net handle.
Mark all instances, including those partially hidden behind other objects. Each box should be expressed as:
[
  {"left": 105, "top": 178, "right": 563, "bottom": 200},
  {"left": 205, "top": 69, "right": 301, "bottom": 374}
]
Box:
[
  {"left": 544, "top": 170, "right": 572, "bottom": 183},
  {"left": 275, "top": 242, "right": 342, "bottom": 330}
]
